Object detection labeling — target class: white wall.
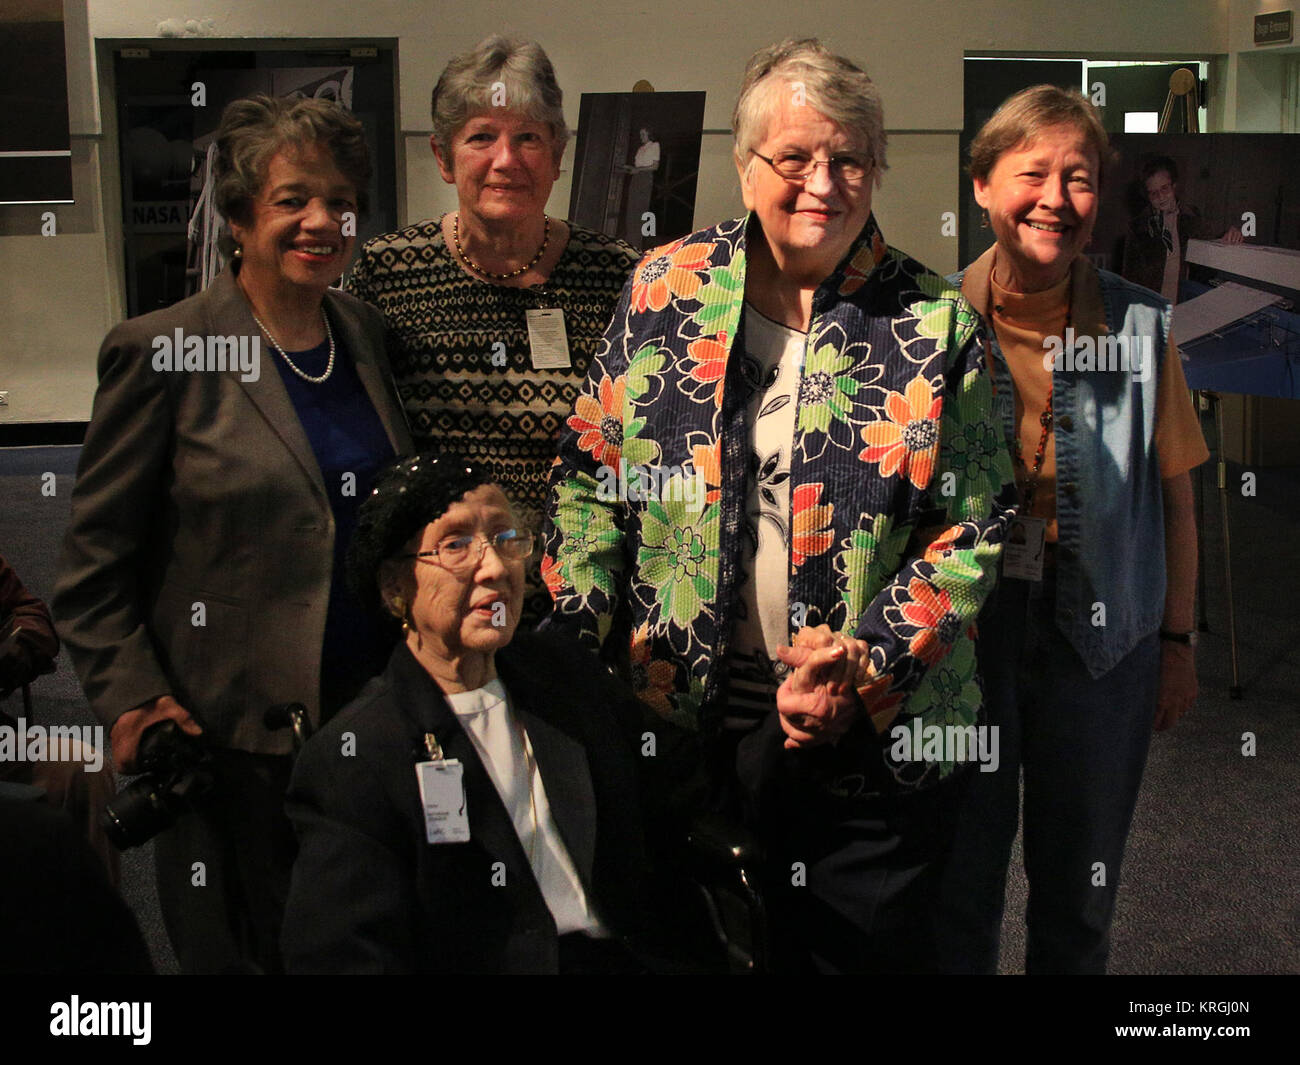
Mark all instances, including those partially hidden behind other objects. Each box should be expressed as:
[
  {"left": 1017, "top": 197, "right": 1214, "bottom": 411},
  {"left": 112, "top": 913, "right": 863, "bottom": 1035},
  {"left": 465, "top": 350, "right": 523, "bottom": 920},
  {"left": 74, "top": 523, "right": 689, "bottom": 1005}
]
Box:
[
  {"left": 1, "top": 0, "right": 1249, "bottom": 422},
  {"left": 0, "top": 139, "right": 116, "bottom": 423},
  {"left": 1222, "top": 0, "right": 1300, "bottom": 130}
]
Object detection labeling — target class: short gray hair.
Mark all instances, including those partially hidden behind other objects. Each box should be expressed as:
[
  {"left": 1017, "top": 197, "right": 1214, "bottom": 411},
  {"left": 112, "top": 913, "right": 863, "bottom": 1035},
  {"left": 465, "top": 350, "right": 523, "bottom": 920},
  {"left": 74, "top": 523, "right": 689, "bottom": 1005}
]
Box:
[
  {"left": 430, "top": 36, "right": 568, "bottom": 165},
  {"left": 732, "top": 38, "right": 887, "bottom": 187}
]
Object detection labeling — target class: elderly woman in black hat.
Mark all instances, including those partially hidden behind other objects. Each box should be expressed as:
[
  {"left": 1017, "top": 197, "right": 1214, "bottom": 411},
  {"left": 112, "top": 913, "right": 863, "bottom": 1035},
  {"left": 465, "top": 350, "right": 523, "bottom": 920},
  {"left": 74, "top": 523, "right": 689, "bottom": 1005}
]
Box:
[{"left": 281, "top": 454, "right": 653, "bottom": 974}]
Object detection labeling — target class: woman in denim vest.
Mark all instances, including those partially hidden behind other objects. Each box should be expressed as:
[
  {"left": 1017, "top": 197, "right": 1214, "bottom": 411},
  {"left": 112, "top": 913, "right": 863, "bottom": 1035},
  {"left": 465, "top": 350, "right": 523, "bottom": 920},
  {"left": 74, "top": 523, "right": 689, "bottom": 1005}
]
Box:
[{"left": 938, "top": 86, "right": 1208, "bottom": 974}]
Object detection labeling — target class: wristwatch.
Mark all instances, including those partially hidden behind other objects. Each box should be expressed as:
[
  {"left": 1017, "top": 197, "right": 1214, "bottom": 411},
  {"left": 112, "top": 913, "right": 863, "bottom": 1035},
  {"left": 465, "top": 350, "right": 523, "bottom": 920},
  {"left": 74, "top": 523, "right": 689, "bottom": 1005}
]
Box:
[{"left": 1159, "top": 629, "right": 1198, "bottom": 647}]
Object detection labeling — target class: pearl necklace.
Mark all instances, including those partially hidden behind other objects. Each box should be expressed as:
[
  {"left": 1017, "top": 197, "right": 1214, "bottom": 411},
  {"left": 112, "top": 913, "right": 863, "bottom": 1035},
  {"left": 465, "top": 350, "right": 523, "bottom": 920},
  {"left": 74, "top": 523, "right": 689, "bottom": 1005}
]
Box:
[
  {"left": 251, "top": 307, "right": 336, "bottom": 384},
  {"left": 453, "top": 212, "right": 549, "bottom": 281}
]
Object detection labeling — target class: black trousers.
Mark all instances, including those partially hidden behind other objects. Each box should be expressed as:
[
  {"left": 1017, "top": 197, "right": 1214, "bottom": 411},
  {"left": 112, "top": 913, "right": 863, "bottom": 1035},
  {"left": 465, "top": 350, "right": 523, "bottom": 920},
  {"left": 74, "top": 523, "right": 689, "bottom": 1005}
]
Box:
[
  {"left": 760, "top": 768, "right": 967, "bottom": 974},
  {"left": 558, "top": 932, "right": 648, "bottom": 974},
  {"left": 153, "top": 748, "right": 296, "bottom": 974},
  {"left": 733, "top": 716, "right": 967, "bottom": 974}
]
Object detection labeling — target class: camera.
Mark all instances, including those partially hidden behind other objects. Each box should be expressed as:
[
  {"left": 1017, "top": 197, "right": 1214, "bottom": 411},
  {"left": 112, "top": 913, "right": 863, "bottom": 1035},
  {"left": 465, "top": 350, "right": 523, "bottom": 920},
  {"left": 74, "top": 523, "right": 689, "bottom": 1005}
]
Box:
[{"left": 103, "top": 720, "right": 214, "bottom": 850}]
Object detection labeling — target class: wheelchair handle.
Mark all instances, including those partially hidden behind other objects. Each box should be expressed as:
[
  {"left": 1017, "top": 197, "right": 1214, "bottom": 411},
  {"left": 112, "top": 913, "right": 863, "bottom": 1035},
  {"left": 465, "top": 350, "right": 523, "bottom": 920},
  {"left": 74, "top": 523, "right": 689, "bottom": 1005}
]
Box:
[{"left": 263, "top": 702, "right": 313, "bottom": 751}]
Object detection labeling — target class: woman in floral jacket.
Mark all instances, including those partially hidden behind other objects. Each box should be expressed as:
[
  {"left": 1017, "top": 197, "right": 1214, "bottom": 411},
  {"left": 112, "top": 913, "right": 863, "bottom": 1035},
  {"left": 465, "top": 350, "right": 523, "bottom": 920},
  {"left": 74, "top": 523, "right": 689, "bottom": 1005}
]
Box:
[{"left": 542, "top": 39, "right": 1015, "bottom": 973}]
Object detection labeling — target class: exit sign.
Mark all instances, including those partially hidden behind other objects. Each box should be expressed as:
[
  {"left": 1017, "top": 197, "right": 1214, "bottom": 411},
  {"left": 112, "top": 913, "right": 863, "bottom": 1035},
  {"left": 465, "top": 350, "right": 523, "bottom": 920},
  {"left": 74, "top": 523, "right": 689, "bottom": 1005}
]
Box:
[{"left": 1255, "top": 10, "right": 1293, "bottom": 44}]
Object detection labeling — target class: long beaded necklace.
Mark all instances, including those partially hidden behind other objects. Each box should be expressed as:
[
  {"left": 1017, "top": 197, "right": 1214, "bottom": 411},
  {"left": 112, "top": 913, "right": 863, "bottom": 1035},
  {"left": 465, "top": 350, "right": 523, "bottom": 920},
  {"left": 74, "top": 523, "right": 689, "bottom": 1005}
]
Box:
[
  {"left": 452, "top": 212, "right": 549, "bottom": 281},
  {"left": 251, "top": 307, "right": 336, "bottom": 384},
  {"left": 996, "top": 262, "right": 1063, "bottom": 513},
  {"left": 1013, "top": 386, "right": 1053, "bottom": 510}
]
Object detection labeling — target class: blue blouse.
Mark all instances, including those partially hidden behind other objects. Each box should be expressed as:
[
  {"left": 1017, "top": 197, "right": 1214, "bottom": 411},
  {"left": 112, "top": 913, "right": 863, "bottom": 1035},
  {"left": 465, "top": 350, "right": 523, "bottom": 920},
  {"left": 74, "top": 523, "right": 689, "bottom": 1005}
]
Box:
[{"left": 269, "top": 332, "right": 395, "bottom": 715}]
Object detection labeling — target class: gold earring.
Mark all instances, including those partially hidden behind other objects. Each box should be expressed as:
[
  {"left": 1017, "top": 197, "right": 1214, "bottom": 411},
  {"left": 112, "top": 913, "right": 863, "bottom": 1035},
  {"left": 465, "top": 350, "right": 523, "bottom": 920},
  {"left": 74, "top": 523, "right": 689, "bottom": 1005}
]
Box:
[{"left": 390, "top": 596, "right": 410, "bottom": 633}]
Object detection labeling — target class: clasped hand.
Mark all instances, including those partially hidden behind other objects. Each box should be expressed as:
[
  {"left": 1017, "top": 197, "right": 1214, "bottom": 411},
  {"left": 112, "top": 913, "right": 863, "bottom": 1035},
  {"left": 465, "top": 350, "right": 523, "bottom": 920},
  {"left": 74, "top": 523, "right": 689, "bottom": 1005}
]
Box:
[
  {"left": 110, "top": 694, "right": 203, "bottom": 773},
  {"left": 774, "top": 625, "right": 870, "bottom": 750}
]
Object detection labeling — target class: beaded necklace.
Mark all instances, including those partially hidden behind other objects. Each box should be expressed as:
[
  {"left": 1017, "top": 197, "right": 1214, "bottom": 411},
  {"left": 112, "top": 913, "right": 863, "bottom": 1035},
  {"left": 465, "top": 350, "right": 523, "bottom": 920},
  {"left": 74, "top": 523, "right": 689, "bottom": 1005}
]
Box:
[{"left": 452, "top": 213, "right": 550, "bottom": 281}]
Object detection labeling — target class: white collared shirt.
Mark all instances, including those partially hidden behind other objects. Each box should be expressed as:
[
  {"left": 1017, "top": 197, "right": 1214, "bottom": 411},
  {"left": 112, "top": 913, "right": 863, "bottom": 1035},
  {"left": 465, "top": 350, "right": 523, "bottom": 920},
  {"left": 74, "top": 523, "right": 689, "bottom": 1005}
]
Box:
[{"left": 444, "top": 678, "right": 605, "bottom": 936}]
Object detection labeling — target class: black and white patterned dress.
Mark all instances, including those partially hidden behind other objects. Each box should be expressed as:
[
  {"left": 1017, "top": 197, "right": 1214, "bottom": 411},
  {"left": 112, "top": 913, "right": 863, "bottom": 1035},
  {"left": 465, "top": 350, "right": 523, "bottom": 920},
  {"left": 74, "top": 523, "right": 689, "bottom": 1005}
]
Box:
[{"left": 348, "top": 217, "right": 638, "bottom": 622}]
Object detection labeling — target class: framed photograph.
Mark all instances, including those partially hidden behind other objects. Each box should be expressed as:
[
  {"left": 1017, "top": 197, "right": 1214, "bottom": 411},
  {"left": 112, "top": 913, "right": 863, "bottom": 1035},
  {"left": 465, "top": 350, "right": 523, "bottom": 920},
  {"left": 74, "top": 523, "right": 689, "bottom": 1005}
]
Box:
[{"left": 569, "top": 90, "right": 706, "bottom": 251}]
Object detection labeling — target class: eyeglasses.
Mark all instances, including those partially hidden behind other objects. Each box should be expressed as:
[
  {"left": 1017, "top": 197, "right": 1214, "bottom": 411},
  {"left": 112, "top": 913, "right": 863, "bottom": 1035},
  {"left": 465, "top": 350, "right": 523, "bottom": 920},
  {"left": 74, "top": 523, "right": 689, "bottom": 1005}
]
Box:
[
  {"left": 401, "top": 529, "right": 535, "bottom": 575},
  {"left": 750, "top": 149, "right": 872, "bottom": 184}
]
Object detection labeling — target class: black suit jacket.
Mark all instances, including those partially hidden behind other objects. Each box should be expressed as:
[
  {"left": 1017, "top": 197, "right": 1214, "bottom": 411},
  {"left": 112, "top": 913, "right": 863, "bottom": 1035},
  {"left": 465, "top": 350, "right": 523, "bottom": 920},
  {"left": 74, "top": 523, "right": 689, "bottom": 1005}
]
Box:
[
  {"left": 53, "top": 267, "right": 412, "bottom": 752},
  {"left": 1121, "top": 206, "right": 1210, "bottom": 295},
  {"left": 281, "top": 631, "right": 653, "bottom": 974}
]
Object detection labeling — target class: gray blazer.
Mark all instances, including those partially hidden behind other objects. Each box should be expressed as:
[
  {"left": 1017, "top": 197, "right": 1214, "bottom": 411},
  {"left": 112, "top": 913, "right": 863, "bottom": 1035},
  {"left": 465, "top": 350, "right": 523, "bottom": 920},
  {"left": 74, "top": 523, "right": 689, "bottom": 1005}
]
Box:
[{"left": 53, "top": 267, "right": 413, "bottom": 753}]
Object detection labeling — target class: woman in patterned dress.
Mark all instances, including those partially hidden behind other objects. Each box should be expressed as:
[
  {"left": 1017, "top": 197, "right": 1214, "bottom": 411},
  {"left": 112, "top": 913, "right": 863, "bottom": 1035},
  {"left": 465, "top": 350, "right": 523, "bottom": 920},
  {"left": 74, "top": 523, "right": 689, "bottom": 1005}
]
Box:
[
  {"left": 542, "top": 38, "right": 1016, "bottom": 973},
  {"left": 348, "top": 36, "right": 639, "bottom": 625}
]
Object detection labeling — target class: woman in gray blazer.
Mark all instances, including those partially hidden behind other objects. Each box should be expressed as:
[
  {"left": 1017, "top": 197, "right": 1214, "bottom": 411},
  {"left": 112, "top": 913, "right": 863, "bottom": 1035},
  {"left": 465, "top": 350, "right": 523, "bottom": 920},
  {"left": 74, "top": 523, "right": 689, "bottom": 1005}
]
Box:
[{"left": 53, "top": 94, "right": 412, "bottom": 973}]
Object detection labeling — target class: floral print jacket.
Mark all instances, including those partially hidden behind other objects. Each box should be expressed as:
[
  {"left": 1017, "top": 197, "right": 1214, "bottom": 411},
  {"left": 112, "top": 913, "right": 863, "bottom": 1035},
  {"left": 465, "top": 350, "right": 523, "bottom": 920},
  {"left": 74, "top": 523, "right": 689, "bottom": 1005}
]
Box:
[{"left": 541, "top": 215, "right": 1016, "bottom": 791}]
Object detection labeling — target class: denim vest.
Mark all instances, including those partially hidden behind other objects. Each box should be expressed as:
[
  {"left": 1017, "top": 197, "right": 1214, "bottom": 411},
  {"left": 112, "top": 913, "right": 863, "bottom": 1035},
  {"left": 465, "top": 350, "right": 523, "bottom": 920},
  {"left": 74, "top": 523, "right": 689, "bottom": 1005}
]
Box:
[{"left": 955, "top": 251, "right": 1169, "bottom": 678}]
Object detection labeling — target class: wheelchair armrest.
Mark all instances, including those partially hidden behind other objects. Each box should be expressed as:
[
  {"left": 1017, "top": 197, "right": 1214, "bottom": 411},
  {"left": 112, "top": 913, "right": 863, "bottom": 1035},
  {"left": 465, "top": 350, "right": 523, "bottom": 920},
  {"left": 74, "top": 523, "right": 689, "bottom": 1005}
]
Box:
[
  {"left": 681, "top": 812, "right": 769, "bottom": 973},
  {"left": 684, "top": 812, "right": 764, "bottom": 872}
]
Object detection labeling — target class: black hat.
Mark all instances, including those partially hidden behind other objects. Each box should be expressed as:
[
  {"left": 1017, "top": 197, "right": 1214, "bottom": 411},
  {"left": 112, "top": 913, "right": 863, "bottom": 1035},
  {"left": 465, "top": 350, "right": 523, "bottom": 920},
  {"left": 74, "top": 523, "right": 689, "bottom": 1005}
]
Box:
[{"left": 346, "top": 452, "right": 492, "bottom": 615}]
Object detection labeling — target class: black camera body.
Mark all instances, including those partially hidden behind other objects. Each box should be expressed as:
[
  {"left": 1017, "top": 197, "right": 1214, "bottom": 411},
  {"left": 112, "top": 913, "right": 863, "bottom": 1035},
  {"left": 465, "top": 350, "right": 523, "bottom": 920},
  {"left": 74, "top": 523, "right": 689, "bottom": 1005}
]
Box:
[
  {"left": 102, "top": 703, "right": 311, "bottom": 850},
  {"left": 103, "top": 720, "right": 215, "bottom": 850}
]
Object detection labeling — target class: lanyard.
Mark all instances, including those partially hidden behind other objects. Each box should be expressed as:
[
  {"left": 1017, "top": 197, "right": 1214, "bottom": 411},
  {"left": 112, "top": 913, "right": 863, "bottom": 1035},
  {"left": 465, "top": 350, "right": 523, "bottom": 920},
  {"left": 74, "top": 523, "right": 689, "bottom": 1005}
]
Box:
[
  {"left": 986, "top": 287, "right": 1067, "bottom": 513},
  {"left": 1014, "top": 385, "right": 1053, "bottom": 510}
]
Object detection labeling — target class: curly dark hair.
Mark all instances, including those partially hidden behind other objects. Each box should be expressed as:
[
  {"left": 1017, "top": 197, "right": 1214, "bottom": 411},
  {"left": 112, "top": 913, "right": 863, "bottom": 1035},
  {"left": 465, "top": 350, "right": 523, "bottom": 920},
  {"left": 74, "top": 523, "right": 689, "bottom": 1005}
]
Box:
[{"left": 212, "top": 93, "right": 371, "bottom": 238}]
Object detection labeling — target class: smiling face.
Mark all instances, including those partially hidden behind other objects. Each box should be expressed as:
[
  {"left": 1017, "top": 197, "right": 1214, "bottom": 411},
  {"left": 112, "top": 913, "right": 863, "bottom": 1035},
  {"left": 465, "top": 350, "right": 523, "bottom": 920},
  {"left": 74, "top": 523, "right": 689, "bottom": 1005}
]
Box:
[
  {"left": 737, "top": 90, "right": 873, "bottom": 282},
  {"left": 227, "top": 142, "right": 357, "bottom": 297},
  {"left": 390, "top": 485, "right": 524, "bottom": 686},
  {"left": 974, "top": 123, "right": 1099, "bottom": 293},
  {"left": 1144, "top": 169, "right": 1177, "bottom": 215},
  {"left": 433, "top": 111, "right": 561, "bottom": 227}
]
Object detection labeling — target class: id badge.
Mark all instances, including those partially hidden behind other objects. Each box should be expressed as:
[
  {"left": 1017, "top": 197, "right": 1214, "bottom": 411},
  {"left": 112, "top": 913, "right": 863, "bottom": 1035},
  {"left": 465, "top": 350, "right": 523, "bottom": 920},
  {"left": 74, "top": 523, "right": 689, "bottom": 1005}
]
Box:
[
  {"left": 525, "top": 308, "right": 571, "bottom": 369},
  {"left": 1002, "top": 516, "right": 1047, "bottom": 582},
  {"left": 415, "top": 759, "right": 470, "bottom": 844}
]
